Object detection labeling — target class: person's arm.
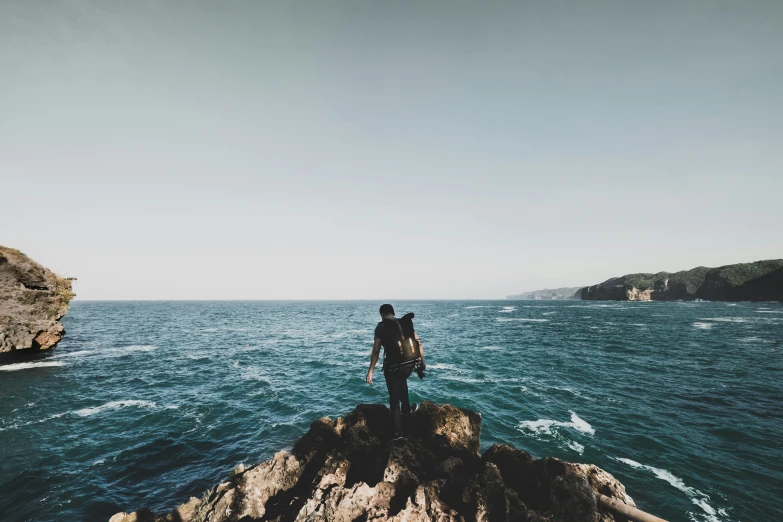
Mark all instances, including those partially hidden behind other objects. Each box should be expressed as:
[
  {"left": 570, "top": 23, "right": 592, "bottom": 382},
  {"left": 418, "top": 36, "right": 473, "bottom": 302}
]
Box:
[{"left": 366, "top": 337, "right": 382, "bottom": 384}]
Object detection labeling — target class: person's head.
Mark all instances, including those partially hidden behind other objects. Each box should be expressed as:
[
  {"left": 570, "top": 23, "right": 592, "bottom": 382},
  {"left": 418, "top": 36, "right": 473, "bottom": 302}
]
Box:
[{"left": 379, "top": 303, "right": 395, "bottom": 318}]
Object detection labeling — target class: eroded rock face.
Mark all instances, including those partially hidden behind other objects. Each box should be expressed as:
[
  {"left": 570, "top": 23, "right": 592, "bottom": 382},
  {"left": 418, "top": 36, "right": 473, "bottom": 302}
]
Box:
[
  {"left": 0, "top": 246, "right": 74, "bottom": 356},
  {"left": 110, "top": 402, "right": 635, "bottom": 522}
]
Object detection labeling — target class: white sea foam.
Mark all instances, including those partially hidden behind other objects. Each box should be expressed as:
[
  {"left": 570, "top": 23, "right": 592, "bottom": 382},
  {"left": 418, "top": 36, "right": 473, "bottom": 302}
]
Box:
[
  {"left": 464, "top": 306, "right": 490, "bottom": 309},
  {"left": 496, "top": 317, "right": 549, "bottom": 322},
  {"left": 0, "top": 361, "right": 65, "bottom": 372},
  {"left": 481, "top": 345, "right": 502, "bottom": 351},
  {"left": 757, "top": 310, "right": 783, "bottom": 314},
  {"left": 54, "top": 350, "right": 92, "bottom": 358},
  {"left": 614, "top": 458, "right": 724, "bottom": 521},
  {"left": 699, "top": 317, "right": 747, "bottom": 323},
  {"left": 499, "top": 306, "right": 516, "bottom": 313},
  {"left": 104, "top": 345, "right": 157, "bottom": 357},
  {"left": 427, "top": 363, "right": 460, "bottom": 371},
  {"left": 0, "top": 411, "right": 68, "bottom": 432},
  {"left": 566, "top": 441, "right": 585, "bottom": 454},
  {"left": 74, "top": 400, "right": 158, "bottom": 417},
  {"left": 692, "top": 322, "right": 712, "bottom": 330},
  {"left": 518, "top": 411, "right": 594, "bottom": 436},
  {"left": 441, "top": 374, "right": 482, "bottom": 384},
  {"left": 568, "top": 411, "right": 595, "bottom": 434},
  {"left": 542, "top": 311, "right": 557, "bottom": 315}
]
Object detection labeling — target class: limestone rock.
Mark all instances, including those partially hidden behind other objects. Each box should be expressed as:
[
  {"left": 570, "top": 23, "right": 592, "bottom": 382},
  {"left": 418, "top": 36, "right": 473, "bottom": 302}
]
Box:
[
  {"left": 0, "top": 246, "right": 74, "bottom": 357},
  {"left": 110, "top": 402, "right": 639, "bottom": 522}
]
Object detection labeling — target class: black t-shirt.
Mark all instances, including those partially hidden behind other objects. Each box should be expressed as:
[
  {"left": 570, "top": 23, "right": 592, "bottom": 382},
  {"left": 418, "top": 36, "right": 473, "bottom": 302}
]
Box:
[{"left": 374, "top": 319, "right": 401, "bottom": 362}]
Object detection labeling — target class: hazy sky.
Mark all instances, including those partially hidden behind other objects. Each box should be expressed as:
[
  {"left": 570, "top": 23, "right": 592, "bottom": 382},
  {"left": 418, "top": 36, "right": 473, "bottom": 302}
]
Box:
[{"left": 2, "top": 1, "right": 781, "bottom": 299}]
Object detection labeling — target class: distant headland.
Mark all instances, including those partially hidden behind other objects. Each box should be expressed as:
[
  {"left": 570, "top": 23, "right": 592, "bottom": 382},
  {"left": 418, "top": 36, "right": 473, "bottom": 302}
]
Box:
[
  {"left": 506, "top": 287, "right": 582, "bottom": 300},
  {"left": 0, "top": 246, "right": 75, "bottom": 358},
  {"left": 509, "top": 259, "right": 783, "bottom": 302}
]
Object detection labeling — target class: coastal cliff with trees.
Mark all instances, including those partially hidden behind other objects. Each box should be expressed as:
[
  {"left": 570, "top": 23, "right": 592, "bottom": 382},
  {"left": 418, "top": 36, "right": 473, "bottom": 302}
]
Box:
[
  {"left": 580, "top": 259, "right": 783, "bottom": 302},
  {"left": 0, "top": 246, "right": 74, "bottom": 357}
]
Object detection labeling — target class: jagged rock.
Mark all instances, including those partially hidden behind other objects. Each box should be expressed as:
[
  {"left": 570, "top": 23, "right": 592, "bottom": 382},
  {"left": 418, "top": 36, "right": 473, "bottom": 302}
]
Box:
[
  {"left": 111, "top": 402, "right": 637, "bottom": 522},
  {"left": 0, "top": 246, "right": 74, "bottom": 357}
]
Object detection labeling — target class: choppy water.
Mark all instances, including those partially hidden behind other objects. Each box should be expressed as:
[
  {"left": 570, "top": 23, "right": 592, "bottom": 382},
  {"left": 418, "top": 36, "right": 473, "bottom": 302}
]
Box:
[{"left": 1, "top": 301, "right": 782, "bottom": 521}]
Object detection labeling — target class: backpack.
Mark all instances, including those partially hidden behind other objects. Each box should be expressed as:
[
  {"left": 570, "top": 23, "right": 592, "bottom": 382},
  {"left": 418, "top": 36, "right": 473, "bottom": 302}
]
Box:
[{"left": 382, "top": 313, "right": 422, "bottom": 371}]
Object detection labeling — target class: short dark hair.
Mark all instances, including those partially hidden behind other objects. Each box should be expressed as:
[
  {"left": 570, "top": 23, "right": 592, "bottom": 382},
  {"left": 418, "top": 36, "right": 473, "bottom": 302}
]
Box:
[{"left": 379, "top": 303, "right": 395, "bottom": 316}]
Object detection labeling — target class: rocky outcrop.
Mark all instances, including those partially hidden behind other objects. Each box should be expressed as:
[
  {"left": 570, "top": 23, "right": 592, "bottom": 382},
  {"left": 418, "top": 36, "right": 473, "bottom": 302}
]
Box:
[
  {"left": 507, "top": 288, "right": 582, "bottom": 301},
  {"left": 0, "top": 246, "right": 74, "bottom": 357},
  {"left": 580, "top": 259, "right": 783, "bottom": 302},
  {"left": 110, "top": 402, "right": 636, "bottom": 522}
]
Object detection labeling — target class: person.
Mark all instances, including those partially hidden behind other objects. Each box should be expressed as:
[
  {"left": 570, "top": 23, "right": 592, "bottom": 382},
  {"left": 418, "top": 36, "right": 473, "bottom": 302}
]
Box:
[{"left": 366, "top": 303, "right": 424, "bottom": 437}]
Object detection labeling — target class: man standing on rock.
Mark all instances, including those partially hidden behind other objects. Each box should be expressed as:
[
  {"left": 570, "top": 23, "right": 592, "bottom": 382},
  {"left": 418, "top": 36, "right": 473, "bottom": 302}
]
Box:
[{"left": 366, "top": 303, "right": 424, "bottom": 438}]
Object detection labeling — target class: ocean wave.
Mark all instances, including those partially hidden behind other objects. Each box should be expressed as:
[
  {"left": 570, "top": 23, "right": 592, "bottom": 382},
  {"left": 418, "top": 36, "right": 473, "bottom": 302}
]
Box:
[
  {"left": 699, "top": 318, "right": 747, "bottom": 323},
  {"left": 104, "top": 345, "right": 157, "bottom": 356},
  {"left": 499, "top": 306, "right": 516, "bottom": 313},
  {"left": 464, "top": 306, "right": 490, "bottom": 309},
  {"left": 613, "top": 458, "right": 725, "bottom": 522},
  {"left": 234, "top": 362, "right": 274, "bottom": 383},
  {"left": 427, "top": 363, "right": 461, "bottom": 371},
  {"left": 0, "top": 361, "right": 65, "bottom": 372},
  {"left": 692, "top": 322, "right": 712, "bottom": 330},
  {"left": 481, "top": 345, "right": 502, "bottom": 351},
  {"left": 496, "top": 318, "right": 549, "bottom": 322},
  {"left": 74, "top": 400, "right": 160, "bottom": 417},
  {"left": 518, "top": 411, "right": 594, "bottom": 436},
  {"left": 441, "top": 374, "right": 482, "bottom": 384},
  {"left": 53, "top": 350, "right": 92, "bottom": 358},
  {"left": 0, "top": 411, "right": 68, "bottom": 432},
  {"left": 757, "top": 310, "right": 783, "bottom": 314}
]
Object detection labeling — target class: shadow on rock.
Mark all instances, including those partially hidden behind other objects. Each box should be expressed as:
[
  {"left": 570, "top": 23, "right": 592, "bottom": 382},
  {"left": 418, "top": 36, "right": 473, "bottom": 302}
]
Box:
[{"left": 110, "top": 402, "right": 636, "bottom": 522}]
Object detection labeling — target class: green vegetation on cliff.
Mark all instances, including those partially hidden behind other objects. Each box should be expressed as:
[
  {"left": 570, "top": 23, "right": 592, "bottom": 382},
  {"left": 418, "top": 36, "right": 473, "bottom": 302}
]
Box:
[{"left": 580, "top": 259, "right": 783, "bottom": 302}]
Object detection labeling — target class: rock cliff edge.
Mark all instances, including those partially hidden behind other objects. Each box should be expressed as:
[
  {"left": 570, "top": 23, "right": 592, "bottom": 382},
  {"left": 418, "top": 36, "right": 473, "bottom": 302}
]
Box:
[
  {"left": 0, "top": 246, "right": 74, "bottom": 357},
  {"left": 111, "top": 402, "right": 636, "bottom": 522}
]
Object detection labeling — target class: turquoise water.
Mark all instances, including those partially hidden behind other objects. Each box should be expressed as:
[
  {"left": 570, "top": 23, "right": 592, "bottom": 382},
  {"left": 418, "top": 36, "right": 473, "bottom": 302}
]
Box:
[{"left": 1, "top": 301, "right": 781, "bottom": 521}]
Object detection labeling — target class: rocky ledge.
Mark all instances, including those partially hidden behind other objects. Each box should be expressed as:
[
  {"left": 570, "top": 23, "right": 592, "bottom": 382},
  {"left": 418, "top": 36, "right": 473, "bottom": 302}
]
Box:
[
  {"left": 111, "top": 402, "right": 639, "bottom": 522},
  {"left": 0, "top": 246, "right": 75, "bottom": 357}
]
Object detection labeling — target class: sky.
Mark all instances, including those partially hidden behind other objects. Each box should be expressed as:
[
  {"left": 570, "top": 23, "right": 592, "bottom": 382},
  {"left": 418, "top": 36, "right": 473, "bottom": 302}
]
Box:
[{"left": 1, "top": 1, "right": 781, "bottom": 300}]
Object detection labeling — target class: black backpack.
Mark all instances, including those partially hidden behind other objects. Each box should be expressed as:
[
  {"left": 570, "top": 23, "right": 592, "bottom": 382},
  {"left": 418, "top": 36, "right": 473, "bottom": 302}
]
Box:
[{"left": 382, "top": 313, "right": 422, "bottom": 370}]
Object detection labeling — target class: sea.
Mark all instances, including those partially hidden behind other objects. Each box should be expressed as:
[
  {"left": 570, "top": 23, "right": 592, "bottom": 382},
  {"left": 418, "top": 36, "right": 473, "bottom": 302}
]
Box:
[{"left": 1, "top": 301, "right": 781, "bottom": 522}]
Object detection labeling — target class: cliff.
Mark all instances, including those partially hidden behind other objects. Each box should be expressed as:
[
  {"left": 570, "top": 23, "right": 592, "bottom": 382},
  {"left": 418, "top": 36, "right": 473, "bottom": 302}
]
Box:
[
  {"left": 0, "top": 246, "right": 75, "bottom": 357},
  {"left": 580, "top": 259, "right": 783, "bottom": 302},
  {"left": 507, "top": 288, "right": 582, "bottom": 300},
  {"left": 110, "top": 402, "right": 641, "bottom": 522}
]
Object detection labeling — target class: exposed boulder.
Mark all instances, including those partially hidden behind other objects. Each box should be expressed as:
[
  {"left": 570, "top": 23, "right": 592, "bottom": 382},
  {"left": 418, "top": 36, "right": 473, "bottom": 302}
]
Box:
[
  {"left": 0, "top": 246, "right": 74, "bottom": 357},
  {"left": 110, "top": 402, "right": 636, "bottom": 522}
]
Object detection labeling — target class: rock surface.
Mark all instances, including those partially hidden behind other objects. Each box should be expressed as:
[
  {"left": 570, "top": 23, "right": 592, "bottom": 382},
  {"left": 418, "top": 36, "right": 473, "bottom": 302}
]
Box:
[
  {"left": 580, "top": 259, "right": 783, "bottom": 302},
  {"left": 110, "top": 402, "right": 635, "bottom": 522},
  {"left": 0, "top": 246, "right": 74, "bottom": 357}
]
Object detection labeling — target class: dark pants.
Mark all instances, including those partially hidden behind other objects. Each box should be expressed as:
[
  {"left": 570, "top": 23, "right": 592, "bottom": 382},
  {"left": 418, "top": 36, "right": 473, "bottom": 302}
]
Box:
[{"left": 384, "top": 367, "right": 413, "bottom": 434}]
